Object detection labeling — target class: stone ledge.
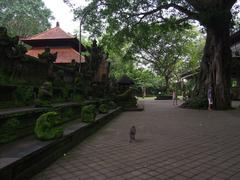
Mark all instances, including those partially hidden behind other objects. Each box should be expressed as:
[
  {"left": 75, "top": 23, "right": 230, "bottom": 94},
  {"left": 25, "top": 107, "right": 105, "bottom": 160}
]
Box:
[
  {"left": 123, "top": 103, "right": 144, "bottom": 111},
  {"left": 0, "top": 107, "right": 122, "bottom": 180},
  {"left": 0, "top": 102, "right": 81, "bottom": 119}
]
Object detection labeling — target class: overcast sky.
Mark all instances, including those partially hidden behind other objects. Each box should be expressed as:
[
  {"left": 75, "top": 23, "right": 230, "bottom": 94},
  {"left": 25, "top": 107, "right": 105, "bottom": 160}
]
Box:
[{"left": 42, "top": 0, "right": 88, "bottom": 34}]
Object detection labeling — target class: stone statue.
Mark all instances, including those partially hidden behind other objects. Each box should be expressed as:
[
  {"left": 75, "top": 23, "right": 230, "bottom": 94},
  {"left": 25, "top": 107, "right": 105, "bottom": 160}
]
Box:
[
  {"left": 90, "top": 39, "right": 103, "bottom": 74},
  {"left": 38, "top": 81, "right": 53, "bottom": 101},
  {"left": 0, "top": 27, "right": 27, "bottom": 60},
  {"left": 38, "top": 48, "right": 57, "bottom": 63},
  {"left": 35, "top": 81, "right": 53, "bottom": 107}
]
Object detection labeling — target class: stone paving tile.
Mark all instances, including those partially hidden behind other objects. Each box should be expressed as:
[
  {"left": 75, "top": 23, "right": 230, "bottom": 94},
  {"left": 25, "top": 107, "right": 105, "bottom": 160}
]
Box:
[{"left": 32, "top": 100, "right": 240, "bottom": 180}]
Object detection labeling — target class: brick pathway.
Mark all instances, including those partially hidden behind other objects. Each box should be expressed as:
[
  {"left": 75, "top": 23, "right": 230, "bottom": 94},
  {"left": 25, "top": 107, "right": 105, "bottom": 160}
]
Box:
[{"left": 33, "top": 100, "right": 240, "bottom": 180}]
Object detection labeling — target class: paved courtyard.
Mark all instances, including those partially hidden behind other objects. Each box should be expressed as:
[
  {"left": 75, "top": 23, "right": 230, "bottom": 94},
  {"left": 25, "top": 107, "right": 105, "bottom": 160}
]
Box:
[{"left": 33, "top": 100, "right": 240, "bottom": 180}]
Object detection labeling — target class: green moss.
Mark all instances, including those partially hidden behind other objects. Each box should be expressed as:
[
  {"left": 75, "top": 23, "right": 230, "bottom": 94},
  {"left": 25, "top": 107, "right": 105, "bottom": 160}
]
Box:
[
  {"left": 34, "top": 81, "right": 53, "bottom": 107},
  {"left": 116, "top": 88, "right": 137, "bottom": 108},
  {"left": 62, "top": 108, "right": 74, "bottom": 122},
  {"left": 34, "top": 112, "right": 63, "bottom": 140},
  {"left": 0, "top": 69, "right": 26, "bottom": 84},
  {"left": 108, "top": 101, "right": 117, "bottom": 109},
  {"left": 34, "top": 99, "right": 52, "bottom": 107},
  {"left": 0, "top": 118, "right": 21, "bottom": 143},
  {"left": 1, "top": 118, "right": 20, "bottom": 130},
  {"left": 73, "top": 94, "right": 84, "bottom": 103},
  {"left": 14, "top": 86, "right": 34, "bottom": 105},
  {"left": 0, "top": 133, "right": 17, "bottom": 143},
  {"left": 81, "top": 105, "right": 96, "bottom": 123},
  {"left": 62, "top": 86, "right": 70, "bottom": 100},
  {"left": 181, "top": 96, "right": 208, "bottom": 109},
  {"left": 99, "top": 104, "right": 109, "bottom": 114}
]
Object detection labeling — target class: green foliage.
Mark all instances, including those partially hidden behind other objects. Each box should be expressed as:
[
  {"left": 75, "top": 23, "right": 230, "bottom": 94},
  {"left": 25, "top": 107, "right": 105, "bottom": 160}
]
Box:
[
  {"left": 73, "top": 95, "right": 84, "bottom": 103},
  {"left": 62, "top": 86, "right": 71, "bottom": 100},
  {"left": 54, "top": 70, "right": 65, "bottom": 87},
  {"left": 1, "top": 118, "right": 20, "bottom": 131},
  {"left": 95, "top": 8, "right": 202, "bottom": 93},
  {"left": 109, "top": 57, "right": 163, "bottom": 89},
  {"left": 35, "top": 81, "right": 53, "bottom": 107},
  {"left": 34, "top": 99, "right": 52, "bottom": 108},
  {"left": 81, "top": 105, "right": 96, "bottom": 123},
  {"left": 14, "top": 86, "right": 34, "bottom": 105},
  {"left": 181, "top": 96, "right": 208, "bottom": 109},
  {"left": 71, "top": 0, "right": 237, "bottom": 38},
  {"left": 0, "top": 118, "right": 21, "bottom": 143},
  {"left": 98, "top": 104, "right": 109, "bottom": 114},
  {"left": 0, "top": 0, "right": 54, "bottom": 36},
  {"left": 62, "top": 108, "right": 74, "bottom": 122},
  {"left": 0, "top": 69, "right": 26, "bottom": 85},
  {"left": 103, "top": 35, "right": 163, "bottom": 89},
  {"left": 34, "top": 112, "right": 63, "bottom": 140},
  {"left": 68, "top": 0, "right": 237, "bottom": 110},
  {"left": 38, "top": 81, "right": 53, "bottom": 100},
  {"left": 115, "top": 24, "right": 201, "bottom": 92},
  {"left": 183, "top": 78, "right": 198, "bottom": 99},
  {"left": 116, "top": 88, "right": 137, "bottom": 108}
]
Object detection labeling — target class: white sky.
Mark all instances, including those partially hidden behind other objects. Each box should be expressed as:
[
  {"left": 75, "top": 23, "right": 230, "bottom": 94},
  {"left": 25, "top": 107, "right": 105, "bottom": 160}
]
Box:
[{"left": 42, "top": 0, "right": 89, "bottom": 34}]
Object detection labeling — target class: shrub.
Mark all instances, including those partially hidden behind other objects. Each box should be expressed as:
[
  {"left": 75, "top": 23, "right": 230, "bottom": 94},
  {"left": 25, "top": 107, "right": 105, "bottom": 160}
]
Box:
[
  {"left": 0, "top": 118, "right": 21, "bottom": 143},
  {"left": 115, "top": 88, "right": 137, "bottom": 108},
  {"left": 34, "top": 112, "right": 63, "bottom": 140},
  {"left": 108, "top": 101, "right": 117, "bottom": 109},
  {"left": 99, "top": 104, "right": 109, "bottom": 114},
  {"left": 81, "top": 105, "right": 96, "bottom": 123},
  {"left": 14, "top": 86, "right": 34, "bottom": 105},
  {"left": 73, "top": 94, "right": 84, "bottom": 103},
  {"left": 181, "top": 96, "right": 208, "bottom": 109},
  {"left": 62, "top": 86, "right": 70, "bottom": 100}
]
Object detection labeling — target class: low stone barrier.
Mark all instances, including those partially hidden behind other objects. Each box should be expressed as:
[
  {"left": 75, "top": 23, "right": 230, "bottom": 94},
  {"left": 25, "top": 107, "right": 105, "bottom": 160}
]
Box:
[
  {"left": 0, "top": 107, "right": 121, "bottom": 180},
  {"left": 0, "top": 100, "right": 110, "bottom": 145}
]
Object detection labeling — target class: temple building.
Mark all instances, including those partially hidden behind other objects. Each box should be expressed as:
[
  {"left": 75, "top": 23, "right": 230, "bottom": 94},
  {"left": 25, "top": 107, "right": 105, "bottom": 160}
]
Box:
[
  {"left": 21, "top": 22, "right": 86, "bottom": 64},
  {"left": 21, "top": 22, "right": 110, "bottom": 83}
]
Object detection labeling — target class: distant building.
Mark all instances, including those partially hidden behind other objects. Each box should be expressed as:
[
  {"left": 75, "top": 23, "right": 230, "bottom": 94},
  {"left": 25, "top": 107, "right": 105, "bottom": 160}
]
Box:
[{"left": 21, "top": 22, "right": 86, "bottom": 64}]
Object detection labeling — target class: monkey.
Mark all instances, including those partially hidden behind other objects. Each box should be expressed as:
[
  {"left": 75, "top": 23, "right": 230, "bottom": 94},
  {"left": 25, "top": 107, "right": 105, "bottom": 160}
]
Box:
[{"left": 129, "top": 126, "right": 136, "bottom": 143}]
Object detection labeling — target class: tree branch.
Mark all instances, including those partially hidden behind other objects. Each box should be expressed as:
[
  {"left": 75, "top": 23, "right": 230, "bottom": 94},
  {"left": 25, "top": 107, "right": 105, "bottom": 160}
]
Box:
[{"left": 124, "top": 3, "right": 199, "bottom": 21}]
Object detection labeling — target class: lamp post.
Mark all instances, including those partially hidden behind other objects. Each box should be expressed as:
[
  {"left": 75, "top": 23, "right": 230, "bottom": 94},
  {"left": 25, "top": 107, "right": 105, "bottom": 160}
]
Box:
[{"left": 79, "top": 10, "right": 90, "bottom": 73}]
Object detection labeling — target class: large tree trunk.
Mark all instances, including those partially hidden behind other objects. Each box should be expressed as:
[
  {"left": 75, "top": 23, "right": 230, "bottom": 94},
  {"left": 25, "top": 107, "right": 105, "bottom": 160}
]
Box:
[{"left": 199, "top": 15, "right": 232, "bottom": 110}]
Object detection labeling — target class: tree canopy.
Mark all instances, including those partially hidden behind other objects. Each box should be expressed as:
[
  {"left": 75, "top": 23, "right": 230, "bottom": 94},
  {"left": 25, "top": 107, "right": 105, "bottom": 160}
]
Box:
[
  {"left": 69, "top": 0, "right": 238, "bottom": 37},
  {"left": 67, "top": 0, "right": 240, "bottom": 109},
  {"left": 0, "top": 0, "right": 54, "bottom": 36},
  {"left": 99, "top": 22, "right": 203, "bottom": 95},
  {"left": 127, "top": 23, "right": 202, "bottom": 90}
]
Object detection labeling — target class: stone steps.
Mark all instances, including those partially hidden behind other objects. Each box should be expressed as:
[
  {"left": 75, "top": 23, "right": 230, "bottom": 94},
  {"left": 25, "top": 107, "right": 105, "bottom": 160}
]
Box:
[{"left": 0, "top": 107, "right": 122, "bottom": 180}]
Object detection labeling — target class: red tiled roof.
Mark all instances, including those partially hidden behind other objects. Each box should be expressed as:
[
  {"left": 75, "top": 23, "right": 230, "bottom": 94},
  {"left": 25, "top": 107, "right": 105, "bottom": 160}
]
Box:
[
  {"left": 26, "top": 47, "right": 85, "bottom": 63},
  {"left": 22, "top": 27, "right": 75, "bottom": 40}
]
